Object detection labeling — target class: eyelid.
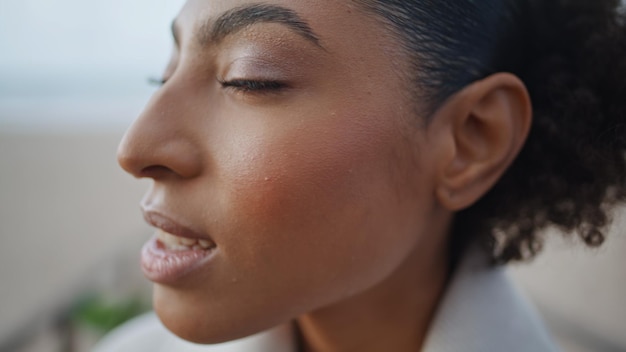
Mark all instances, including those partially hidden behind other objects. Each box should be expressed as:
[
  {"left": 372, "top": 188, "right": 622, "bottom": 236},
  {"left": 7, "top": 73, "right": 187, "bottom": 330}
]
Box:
[
  {"left": 218, "top": 78, "right": 288, "bottom": 93},
  {"left": 221, "top": 55, "right": 295, "bottom": 80},
  {"left": 148, "top": 77, "right": 168, "bottom": 86},
  {"left": 149, "top": 48, "right": 180, "bottom": 87}
]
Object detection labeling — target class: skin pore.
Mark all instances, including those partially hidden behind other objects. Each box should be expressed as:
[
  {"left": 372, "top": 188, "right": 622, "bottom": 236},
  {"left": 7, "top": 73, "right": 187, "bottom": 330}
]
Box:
[{"left": 117, "top": 0, "right": 531, "bottom": 351}]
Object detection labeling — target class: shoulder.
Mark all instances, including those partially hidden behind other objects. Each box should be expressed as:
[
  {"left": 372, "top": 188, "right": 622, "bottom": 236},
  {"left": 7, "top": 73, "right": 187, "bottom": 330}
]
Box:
[
  {"left": 92, "top": 312, "right": 297, "bottom": 352},
  {"left": 92, "top": 312, "right": 209, "bottom": 352},
  {"left": 91, "top": 312, "right": 166, "bottom": 352}
]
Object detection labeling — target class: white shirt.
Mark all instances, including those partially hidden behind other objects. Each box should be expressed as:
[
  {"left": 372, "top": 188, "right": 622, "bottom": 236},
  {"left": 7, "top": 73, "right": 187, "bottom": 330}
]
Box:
[{"left": 93, "top": 246, "right": 558, "bottom": 352}]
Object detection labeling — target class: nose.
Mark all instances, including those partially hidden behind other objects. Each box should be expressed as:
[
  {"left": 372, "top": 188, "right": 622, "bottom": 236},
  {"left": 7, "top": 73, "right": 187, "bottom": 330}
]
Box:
[{"left": 117, "top": 89, "right": 203, "bottom": 180}]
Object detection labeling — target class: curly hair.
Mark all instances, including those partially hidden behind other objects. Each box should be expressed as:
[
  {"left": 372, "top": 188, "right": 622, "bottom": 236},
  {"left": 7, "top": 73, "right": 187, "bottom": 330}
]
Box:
[{"left": 358, "top": 0, "right": 626, "bottom": 263}]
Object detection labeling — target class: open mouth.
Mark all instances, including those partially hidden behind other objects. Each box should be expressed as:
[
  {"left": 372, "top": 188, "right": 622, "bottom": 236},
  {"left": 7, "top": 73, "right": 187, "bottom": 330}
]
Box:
[
  {"left": 141, "top": 232, "right": 217, "bottom": 284},
  {"left": 140, "top": 210, "right": 219, "bottom": 284},
  {"left": 156, "top": 229, "right": 215, "bottom": 251}
]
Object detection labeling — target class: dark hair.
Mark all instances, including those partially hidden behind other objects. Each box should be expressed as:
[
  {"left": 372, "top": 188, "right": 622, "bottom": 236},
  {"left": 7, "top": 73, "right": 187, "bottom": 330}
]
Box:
[{"left": 358, "top": 0, "right": 626, "bottom": 263}]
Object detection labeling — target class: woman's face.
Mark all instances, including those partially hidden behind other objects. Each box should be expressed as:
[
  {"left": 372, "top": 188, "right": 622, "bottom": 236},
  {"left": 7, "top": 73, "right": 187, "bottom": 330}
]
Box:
[{"left": 118, "top": 0, "right": 448, "bottom": 344}]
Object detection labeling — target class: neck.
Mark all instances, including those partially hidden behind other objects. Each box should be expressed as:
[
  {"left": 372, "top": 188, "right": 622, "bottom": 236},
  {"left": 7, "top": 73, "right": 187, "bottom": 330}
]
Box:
[{"left": 295, "top": 229, "right": 450, "bottom": 352}]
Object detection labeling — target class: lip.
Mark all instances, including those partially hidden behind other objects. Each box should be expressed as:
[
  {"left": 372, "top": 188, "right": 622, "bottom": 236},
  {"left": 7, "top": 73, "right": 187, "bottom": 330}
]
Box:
[
  {"left": 142, "top": 210, "right": 211, "bottom": 241},
  {"left": 140, "top": 210, "right": 217, "bottom": 285},
  {"left": 141, "top": 234, "right": 217, "bottom": 285}
]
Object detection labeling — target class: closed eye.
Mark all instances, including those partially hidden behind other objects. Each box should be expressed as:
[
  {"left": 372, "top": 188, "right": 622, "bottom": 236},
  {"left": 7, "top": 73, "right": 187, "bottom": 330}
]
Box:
[
  {"left": 219, "top": 79, "right": 287, "bottom": 93},
  {"left": 148, "top": 77, "right": 168, "bottom": 86},
  {"left": 147, "top": 77, "right": 289, "bottom": 94}
]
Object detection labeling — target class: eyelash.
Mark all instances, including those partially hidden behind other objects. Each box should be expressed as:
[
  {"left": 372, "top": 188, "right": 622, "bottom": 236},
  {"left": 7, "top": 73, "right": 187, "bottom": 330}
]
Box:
[
  {"left": 218, "top": 79, "right": 287, "bottom": 93},
  {"left": 148, "top": 77, "right": 168, "bottom": 86},
  {"left": 148, "top": 77, "right": 287, "bottom": 93}
]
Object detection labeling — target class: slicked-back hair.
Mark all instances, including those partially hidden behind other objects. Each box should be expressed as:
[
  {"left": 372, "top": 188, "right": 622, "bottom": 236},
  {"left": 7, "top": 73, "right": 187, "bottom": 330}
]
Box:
[
  {"left": 356, "top": 0, "right": 626, "bottom": 263},
  {"left": 357, "top": 0, "right": 528, "bottom": 115}
]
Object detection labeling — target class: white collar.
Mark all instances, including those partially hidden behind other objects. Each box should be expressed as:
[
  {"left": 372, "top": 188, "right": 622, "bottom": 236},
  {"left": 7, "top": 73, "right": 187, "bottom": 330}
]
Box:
[
  {"left": 421, "top": 244, "right": 557, "bottom": 352},
  {"left": 93, "top": 314, "right": 297, "bottom": 352},
  {"left": 94, "top": 246, "right": 557, "bottom": 352}
]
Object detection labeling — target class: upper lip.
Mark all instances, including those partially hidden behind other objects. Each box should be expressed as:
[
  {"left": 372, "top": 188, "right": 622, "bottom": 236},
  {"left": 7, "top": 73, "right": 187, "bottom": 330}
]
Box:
[{"left": 142, "top": 209, "right": 213, "bottom": 243}]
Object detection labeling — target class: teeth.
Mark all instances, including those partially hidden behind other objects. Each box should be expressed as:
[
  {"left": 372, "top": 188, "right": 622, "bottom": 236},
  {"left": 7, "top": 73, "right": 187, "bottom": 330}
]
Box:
[
  {"left": 156, "top": 229, "right": 213, "bottom": 251},
  {"left": 198, "top": 239, "right": 213, "bottom": 249},
  {"left": 158, "top": 230, "right": 180, "bottom": 247},
  {"left": 179, "top": 237, "right": 196, "bottom": 246}
]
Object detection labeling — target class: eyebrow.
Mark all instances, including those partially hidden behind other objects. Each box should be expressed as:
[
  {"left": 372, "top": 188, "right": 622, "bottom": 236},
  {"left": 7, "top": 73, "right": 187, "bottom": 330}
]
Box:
[{"left": 172, "top": 4, "right": 322, "bottom": 49}]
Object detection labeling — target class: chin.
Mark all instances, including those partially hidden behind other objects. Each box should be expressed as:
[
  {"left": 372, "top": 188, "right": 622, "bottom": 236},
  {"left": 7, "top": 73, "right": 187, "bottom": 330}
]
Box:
[{"left": 152, "top": 284, "right": 271, "bottom": 344}]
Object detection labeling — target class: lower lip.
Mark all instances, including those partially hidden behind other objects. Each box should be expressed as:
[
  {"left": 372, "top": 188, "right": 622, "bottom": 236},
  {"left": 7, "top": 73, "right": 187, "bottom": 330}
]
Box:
[{"left": 140, "top": 235, "right": 216, "bottom": 285}]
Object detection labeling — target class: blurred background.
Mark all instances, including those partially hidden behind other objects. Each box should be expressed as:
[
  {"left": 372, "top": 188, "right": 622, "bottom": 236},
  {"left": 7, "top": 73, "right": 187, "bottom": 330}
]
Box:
[
  {"left": 0, "top": 1, "right": 183, "bottom": 351},
  {"left": 0, "top": 1, "right": 624, "bottom": 351}
]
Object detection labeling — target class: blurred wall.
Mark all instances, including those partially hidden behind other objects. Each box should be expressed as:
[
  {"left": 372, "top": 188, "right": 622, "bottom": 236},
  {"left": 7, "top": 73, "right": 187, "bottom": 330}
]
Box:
[
  {"left": 0, "top": 131, "right": 150, "bottom": 344},
  {"left": 0, "top": 0, "right": 185, "bottom": 347},
  {"left": 511, "top": 223, "right": 626, "bottom": 351}
]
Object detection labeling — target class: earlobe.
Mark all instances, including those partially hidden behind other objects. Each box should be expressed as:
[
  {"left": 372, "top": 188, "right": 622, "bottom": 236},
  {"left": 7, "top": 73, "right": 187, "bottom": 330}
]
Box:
[{"left": 434, "top": 73, "right": 532, "bottom": 211}]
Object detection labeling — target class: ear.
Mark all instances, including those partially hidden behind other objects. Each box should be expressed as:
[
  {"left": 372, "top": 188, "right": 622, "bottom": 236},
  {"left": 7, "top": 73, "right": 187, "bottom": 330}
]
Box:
[{"left": 431, "top": 73, "right": 532, "bottom": 211}]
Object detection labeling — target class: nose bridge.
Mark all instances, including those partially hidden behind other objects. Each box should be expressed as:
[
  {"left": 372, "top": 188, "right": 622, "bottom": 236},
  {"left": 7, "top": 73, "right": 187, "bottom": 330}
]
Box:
[{"left": 117, "top": 88, "right": 203, "bottom": 179}]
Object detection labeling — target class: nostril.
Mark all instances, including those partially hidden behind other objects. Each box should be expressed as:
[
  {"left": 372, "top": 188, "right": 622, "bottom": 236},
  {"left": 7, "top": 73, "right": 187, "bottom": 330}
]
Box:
[{"left": 140, "top": 165, "right": 176, "bottom": 179}]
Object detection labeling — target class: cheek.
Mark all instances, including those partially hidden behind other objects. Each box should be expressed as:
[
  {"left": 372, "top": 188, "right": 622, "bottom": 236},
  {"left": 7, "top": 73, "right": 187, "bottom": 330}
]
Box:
[
  {"left": 226, "top": 126, "right": 366, "bottom": 227},
  {"left": 213, "top": 106, "right": 428, "bottom": 304},
  {"left": 220, "top": 108, "right": 390, "bottom": 235}
]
